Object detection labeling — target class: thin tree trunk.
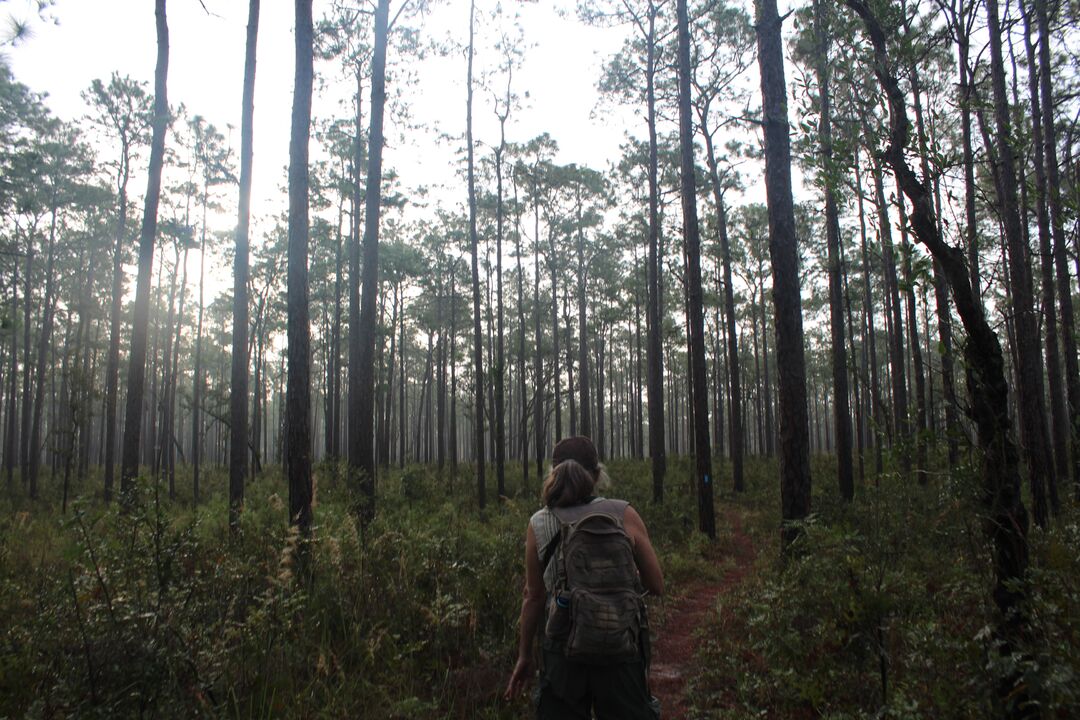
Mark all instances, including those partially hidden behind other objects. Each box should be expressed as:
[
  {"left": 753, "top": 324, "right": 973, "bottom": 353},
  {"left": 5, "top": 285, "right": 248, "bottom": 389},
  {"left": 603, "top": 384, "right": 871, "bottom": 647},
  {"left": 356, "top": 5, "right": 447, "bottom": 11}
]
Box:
[
  {"left": 230, "top": 0, "right": 258, "bottom": 530},
  {"left": 515, "top": 182, "right": 528, "bottom": 489},
  {"left": 466, "top": 0, "right": 485, "bottom": 507},
  {"left": 192, "top": 205, "right": 208, "bottom": 504},
  {"left": 814, "top": 0, "right": 852, "bottom": 500},
  {"left": 3, "top": 258, "right": 16, "bottom": 493},
  {"left": 1020, "top": 0, "right": 1064, "bottom": 512},
  {"left": 1037, "top": 0, "right": 1080, "bottom": 501},
  {"left": 495, "top": 134, "right": 507, "bottom": 495},
  {"left": 871, "top": 157, "right": 909, "bottom": 471},
  {"left": 19, "top": 246, "right": 31, "bottom": 491},
  {"left": 854, "top": 153, "right": 883, "bottom": 476},
  {"left": 533, "top": 202, "right": 544, "bottom": 479},
  {"left": 27, "top": 206, "right": 60, "bottom": 497},
  {"left": 898, "top": 199, "right": 928, "bottom": 484},
  {"left": 704, "top": 159, "right": 743, "bottom": 492},
  {"left": 645, "top": 2, "right": 665, "bottom": 502}
]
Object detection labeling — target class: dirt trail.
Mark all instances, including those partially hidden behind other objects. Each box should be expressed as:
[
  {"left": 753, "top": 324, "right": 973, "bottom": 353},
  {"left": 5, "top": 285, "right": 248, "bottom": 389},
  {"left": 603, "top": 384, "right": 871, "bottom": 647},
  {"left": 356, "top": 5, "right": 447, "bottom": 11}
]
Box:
[{"left": 648, "top": 508, "right": 756, "bottom": 719}]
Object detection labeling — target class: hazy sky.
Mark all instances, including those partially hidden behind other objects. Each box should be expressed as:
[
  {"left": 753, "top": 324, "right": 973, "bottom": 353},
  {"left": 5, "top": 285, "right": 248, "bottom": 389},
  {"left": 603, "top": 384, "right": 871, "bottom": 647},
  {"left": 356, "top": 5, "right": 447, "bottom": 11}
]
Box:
[{"left": 6, "top": 0, "right": 639, "bottom": 229}]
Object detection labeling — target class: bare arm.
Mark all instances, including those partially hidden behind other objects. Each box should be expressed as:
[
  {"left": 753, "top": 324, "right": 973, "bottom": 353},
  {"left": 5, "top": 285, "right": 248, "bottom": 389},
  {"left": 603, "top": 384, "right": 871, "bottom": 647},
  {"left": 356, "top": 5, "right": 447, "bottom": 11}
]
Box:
[
  {"left": 505, "top": 523, "right": 546, "bottom": 699},
  {"left": 624, "top": 505, "right": 664, "bottom": 597}
]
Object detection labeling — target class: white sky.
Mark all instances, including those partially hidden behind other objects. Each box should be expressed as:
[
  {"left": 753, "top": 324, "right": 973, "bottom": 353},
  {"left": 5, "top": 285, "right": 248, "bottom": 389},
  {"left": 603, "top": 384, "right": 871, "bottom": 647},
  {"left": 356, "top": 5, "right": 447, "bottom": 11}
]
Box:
[{"left": 6, "top": 0, "right": 640, "bottom": 228}]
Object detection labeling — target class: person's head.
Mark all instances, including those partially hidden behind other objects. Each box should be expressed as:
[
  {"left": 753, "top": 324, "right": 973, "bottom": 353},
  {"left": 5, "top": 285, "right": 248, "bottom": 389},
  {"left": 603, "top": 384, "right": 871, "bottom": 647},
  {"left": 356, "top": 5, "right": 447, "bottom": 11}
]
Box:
[
  {"left": 552, "top": 435, "right": 600, "bottom": 475},
  {"left": 542, "top": 459, "right": 597, "bottom": 508},
  {"left": 542, "top": 436, "right": 610, "bottom": 507}
]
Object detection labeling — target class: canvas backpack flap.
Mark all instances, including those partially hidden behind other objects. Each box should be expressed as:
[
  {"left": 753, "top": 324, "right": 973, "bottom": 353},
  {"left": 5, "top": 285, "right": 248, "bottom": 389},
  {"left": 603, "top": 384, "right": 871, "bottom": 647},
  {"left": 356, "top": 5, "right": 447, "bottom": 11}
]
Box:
[
  {"left": 553, "top": 508, "right": 646, "bottom": 663},
  {"left": 565, "top": 587, "right": 643, "bottom": 663}
]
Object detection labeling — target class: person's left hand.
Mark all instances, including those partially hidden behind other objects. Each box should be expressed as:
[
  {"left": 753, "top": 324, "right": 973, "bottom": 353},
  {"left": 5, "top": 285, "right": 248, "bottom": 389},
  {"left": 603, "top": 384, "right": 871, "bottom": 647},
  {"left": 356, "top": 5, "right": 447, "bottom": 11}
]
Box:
[{"left": 504, "top": 655, "right": 533, "bottom": 700}]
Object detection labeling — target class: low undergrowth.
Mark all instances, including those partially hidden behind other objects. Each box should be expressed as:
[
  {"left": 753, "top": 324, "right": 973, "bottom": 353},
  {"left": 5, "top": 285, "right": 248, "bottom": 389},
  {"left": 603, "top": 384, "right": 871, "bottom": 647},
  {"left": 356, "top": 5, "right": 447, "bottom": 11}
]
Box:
[
  {"left": 3, "top": 453, "right": 1076, "bottom": 718},
  {"left": 688, "top": 455, "right": 1080, "bottom": 719},
  {"left": 0, "top": 457, "right": 705, "bottom": 719}
]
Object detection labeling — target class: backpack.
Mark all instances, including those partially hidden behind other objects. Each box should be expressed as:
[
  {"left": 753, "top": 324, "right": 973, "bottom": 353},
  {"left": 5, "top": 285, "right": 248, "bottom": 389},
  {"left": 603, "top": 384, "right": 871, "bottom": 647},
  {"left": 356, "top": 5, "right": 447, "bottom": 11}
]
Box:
[{"left": 540, "top": 499, "right": 648, "bottom": 664}]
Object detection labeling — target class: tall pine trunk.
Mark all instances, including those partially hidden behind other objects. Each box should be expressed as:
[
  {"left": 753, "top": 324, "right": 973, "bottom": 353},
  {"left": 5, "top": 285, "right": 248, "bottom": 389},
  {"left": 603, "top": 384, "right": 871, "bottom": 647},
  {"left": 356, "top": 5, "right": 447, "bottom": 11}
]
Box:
[
  {"left": 1037, "top": 0, "right": 1080, "bottom": 501},
  {"left": 986, "top": 0, "right": 1053, "bottom": 529},
  {"left": 677, "top": 0, "right": 715, "bottom": 538},
  {"left": 352, "top": 0, "right": 389, "bottom": 521},
  {"left": 465, "top": 0, "right": 486, "bottom": 508},
  {"left": 27, "top": 206, "right": 60, "bottom": 497},
  {"left": 814, "top": 0, "right": 852, "bottom": 500},
  {"left": 230, "top": 0, "right": 258, "bottom": 531},
  {"left": 756, "top": 0, "right": 811, "bottom": 548},
  {"left": 119, "top": 0, "right": 169, "bottom": 494},
  {"left": 286, "top": 0, "right": 314, "bottom": 536},
  {"left": 1020, "top": 0, "right": 1065, "bottom": 511},
  {"left": 644, "top": 4, "right": 665, "bottom": 503}
]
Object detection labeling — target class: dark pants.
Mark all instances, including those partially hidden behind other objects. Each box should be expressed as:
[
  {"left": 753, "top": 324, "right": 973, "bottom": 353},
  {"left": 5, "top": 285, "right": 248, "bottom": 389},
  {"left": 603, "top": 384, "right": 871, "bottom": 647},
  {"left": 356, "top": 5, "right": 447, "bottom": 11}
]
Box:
[{"left": 535, "top": 647, "right": 660, "bottom": 720}]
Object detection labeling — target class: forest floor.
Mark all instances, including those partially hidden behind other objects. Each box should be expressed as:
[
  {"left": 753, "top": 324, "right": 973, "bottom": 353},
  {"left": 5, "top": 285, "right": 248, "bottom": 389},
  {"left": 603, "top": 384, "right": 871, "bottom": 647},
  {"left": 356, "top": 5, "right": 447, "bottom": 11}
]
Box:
[{"left": 648, "top": 506, "right": 757, "bottom": 719}]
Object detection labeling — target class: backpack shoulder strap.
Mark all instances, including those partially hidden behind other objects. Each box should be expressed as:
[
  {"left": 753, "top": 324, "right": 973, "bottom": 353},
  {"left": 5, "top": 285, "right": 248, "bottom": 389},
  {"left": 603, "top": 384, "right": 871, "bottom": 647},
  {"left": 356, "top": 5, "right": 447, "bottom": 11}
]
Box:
[{"left": 539, "top": 526, "right": 561, "bottom": 573}]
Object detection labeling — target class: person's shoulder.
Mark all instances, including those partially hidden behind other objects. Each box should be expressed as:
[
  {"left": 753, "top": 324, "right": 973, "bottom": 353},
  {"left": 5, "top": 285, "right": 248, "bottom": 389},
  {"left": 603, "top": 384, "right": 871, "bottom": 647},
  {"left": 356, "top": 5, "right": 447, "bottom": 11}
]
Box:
[{"left": 529, "top": 506, "right": 553, "bottom": 524}]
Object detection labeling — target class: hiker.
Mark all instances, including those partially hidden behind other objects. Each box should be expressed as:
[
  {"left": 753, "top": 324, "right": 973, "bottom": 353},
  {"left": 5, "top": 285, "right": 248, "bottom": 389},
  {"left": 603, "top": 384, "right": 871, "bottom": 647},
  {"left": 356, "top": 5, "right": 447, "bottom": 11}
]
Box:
[{"left": 504, "top": 435, "right": 664, "bottom": 719}]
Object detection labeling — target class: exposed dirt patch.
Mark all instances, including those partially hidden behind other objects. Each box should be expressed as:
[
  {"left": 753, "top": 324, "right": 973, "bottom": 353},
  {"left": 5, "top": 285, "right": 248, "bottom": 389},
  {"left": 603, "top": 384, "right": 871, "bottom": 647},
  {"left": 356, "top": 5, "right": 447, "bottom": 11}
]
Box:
[{"left": 649, "top": 508, "right": 756, "bottom": 718}]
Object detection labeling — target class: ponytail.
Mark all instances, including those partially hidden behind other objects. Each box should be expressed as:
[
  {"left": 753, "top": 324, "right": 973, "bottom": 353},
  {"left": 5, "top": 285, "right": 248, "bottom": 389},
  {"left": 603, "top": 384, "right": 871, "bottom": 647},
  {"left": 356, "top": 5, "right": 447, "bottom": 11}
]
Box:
[{"left": 541, "top": 459, "right": 596, "bottom": 508}]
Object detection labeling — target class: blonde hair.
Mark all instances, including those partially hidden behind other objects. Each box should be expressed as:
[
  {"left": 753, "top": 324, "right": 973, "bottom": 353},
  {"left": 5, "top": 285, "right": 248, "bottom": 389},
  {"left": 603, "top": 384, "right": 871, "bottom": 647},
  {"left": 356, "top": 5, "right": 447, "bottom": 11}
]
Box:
[{"left": 541, "top": 459, "right": 597, "bottom": 508}]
